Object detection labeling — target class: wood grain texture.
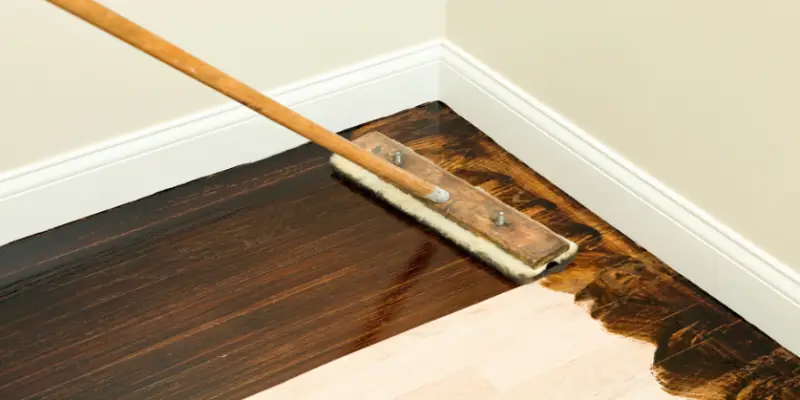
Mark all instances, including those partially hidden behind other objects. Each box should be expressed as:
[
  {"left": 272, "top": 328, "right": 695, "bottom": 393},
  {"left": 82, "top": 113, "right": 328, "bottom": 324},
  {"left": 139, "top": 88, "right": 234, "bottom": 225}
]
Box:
[{"left": 0, "top": 102, "right": 797, "bottom": 399}]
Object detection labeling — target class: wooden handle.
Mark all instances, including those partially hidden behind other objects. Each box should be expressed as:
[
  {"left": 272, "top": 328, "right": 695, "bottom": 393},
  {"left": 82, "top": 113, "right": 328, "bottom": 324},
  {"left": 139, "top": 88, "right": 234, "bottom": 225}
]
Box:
[{"left": 46, "top": 0, "right": 449, "bottom": 203}]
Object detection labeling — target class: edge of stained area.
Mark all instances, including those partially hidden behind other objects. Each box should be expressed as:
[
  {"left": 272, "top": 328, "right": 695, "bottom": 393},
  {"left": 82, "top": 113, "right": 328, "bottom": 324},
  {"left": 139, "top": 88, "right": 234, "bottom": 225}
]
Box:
[{"left": 347, "top": 102, "right": 800, "bottom": 399}]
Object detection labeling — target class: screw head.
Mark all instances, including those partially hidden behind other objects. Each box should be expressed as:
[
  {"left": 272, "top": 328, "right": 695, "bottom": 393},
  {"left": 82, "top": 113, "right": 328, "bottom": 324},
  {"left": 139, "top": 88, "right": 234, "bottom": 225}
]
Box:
[
  {"left": 392, "top": 150, "right": 403, "bottom": 166},
  {"left": 494, "top": 211, "right": 506, "bottom": 227}
]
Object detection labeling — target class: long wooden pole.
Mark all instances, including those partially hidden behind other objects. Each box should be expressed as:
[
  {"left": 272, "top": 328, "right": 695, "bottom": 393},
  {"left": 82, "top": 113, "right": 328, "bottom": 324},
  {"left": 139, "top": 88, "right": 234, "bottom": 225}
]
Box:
[{"left": 45, "top": 0, "right": 450, "bottom": 203}]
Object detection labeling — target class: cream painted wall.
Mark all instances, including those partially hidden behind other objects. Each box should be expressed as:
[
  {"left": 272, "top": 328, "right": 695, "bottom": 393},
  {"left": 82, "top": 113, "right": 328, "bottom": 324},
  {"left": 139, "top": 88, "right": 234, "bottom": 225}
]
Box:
[
  {"left": 447, "top": 1, "right": 800, "bottom": 270},
  {"left": 0, "top": 0, "right": 445, "bottom": 172},
  {"left": 6, "top": 0, "right": 796, "bottom": 270}
]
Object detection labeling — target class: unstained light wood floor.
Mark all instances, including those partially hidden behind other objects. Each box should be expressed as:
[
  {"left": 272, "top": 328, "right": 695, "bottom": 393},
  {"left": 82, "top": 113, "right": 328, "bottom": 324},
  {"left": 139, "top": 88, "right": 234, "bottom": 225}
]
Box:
[
  {"left": 252, "top": 282, "right": 681, "bottom": 399},
  {"left": 0, "top": 102, "right": 797, "bottom": 399}
]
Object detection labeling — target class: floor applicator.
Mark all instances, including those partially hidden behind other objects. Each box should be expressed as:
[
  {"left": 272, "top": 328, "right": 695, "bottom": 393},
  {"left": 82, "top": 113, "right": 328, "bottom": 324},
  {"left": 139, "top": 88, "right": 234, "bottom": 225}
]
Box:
[{"left": 46, "top": 0, "right": 578, "bottom": 284}]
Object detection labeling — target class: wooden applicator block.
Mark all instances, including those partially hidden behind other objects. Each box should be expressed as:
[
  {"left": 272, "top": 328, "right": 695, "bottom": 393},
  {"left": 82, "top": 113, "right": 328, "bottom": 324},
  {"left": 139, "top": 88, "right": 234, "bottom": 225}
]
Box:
[{"left": 331, "top": 131, "right": 578, "bottom": 283}]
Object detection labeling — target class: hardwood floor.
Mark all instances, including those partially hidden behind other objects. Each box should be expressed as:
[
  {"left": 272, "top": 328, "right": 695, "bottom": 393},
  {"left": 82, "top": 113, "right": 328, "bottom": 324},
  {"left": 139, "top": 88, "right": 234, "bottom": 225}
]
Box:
[{"left": 0, "top": 102, "right": 797, "bottom": 399}]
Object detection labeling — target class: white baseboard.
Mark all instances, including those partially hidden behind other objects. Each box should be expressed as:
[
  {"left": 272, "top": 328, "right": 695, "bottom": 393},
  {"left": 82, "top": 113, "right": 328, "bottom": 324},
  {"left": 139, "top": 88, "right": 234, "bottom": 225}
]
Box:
[
  {"left": 439, "top": 41, "right": 800, "bottom": 355},
  {"left": 0, "top": 40, "right": 441, "bottom": 247},
  {"left": 2, "top": 37, "right": 798, "bottom": 357}
]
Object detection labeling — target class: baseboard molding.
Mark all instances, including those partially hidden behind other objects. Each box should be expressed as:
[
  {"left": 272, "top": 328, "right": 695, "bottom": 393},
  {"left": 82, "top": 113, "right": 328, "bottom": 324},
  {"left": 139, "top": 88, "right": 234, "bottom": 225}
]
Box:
[
  {"left": 2, "top": 37, "right": 797, "bottom": 356},
  {"left": 0, "top": 40, "right": 441, "bottom": 248},
  {"left": 439, "top": 41, "right": 800, "bottom": 355}
]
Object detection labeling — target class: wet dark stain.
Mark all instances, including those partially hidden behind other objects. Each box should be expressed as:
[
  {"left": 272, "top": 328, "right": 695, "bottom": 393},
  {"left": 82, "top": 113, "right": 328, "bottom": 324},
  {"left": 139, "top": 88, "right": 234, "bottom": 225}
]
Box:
[{"left": 355, "top": 242, "right": 438, "bottom": 348}]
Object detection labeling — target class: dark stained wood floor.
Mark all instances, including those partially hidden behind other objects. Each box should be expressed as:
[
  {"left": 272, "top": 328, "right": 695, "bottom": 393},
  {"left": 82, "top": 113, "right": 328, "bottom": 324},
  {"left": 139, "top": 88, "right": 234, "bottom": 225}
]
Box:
[{"left": 0, "top": 102, "right": 798, "bottom": 399}]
